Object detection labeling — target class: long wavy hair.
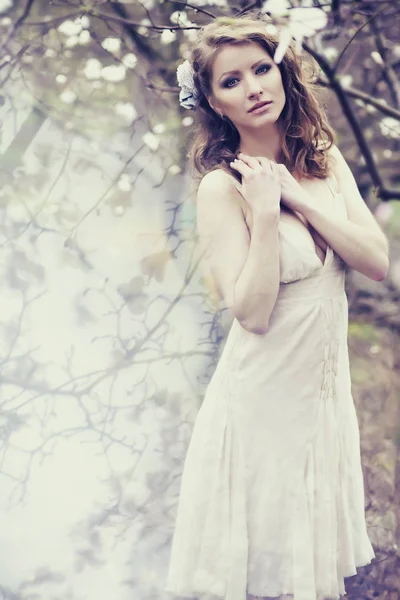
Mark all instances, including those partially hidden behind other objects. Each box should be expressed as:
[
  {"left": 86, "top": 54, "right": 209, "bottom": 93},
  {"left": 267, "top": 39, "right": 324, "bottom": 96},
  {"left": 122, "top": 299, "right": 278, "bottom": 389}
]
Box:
[{"left": 185, "top": 12, "right": 336, "bottom": 185}]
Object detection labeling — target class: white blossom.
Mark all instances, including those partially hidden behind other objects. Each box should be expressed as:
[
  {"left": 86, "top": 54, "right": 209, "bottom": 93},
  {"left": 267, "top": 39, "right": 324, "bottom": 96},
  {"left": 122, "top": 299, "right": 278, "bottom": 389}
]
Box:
[
  {"left": 262, "top": 0, "right": 289, "bottom": 17},
  {"left": 117, "top": 178, "right": 132, "bottom": 192},
  {"left": 170, "top": 11, "right": 189, "bottom": 25},
  {"left": 324, "top": 46, "right": 338, "bottom": 62},
  {"left": 1, "top": 16, "right": 12, "bottom": 25},
  {"left": 393, "top": 46, "right": 400, "bottom": 58},
  {"left": 101, "top": 37, "right": 121, "bottom": 54},
  {"left": 138, "top": 0, "right": 155, "bottom": 8},
  {"left": 55, "top": 74, "right": 67, "bottom": 84},
  {"left": 60, "top": 90, "right": 77, "bottom": 104},
  {"left": 182, "top": 116, "right": 194, "bottom": 127},
  {"left": 122, "top": 53, "right": 137, "bottom": 69},
  {"left": 78, "top": 30, "right": 91, "bottom": 45},
  {"left": 261, "top": 1, "right": 328, "bottom": 64},
  {"left": 142, "top": 132, "right": 160, "bottom": 152},
  {"left": 371, "top": 51, "right": 384, "bottom": 66},
  {"left": 168, "top": 165, "right": 181, "bottom": 175},
  {"left": 79, "top": 15, "right": 90, "bottom": 29},
  {"left": 289, "top": 7, "right": 327, "bottom": 37},
  {"left": 369, "top": 345, "right": 380, "bottom": 355},
  {"left": 379, "top": 117, "right": 400, "bottom": 139},
  {"left": 100, "top": 64, "right": 126, "bottom": 82},
  {"left": 138, "top": 18, "right": 151, "bottom": 37},
  {"left": 339, "top": 74, "right": 353, "bottom": 88},
  {"left": 58, "top": 19, "right": 83, "bottom": 37},
  {"left": 0, "top": 0, "right": 13, "bottom": 13},
  {"left": 65, "top": 35, "right": 79, "bottom": 48},
  {"left": 153, "top": 123, "right": 166, "bottom": 134},
  {"left": 83, "top": 58, "right": 102, "bottom": 80},
  {"left": 115, "top": 102, "right": 137, "bottom": 124},
  {"left": 265, "top": 23, "right": 278, "bottom": 35},
  {"left": 161, "top": 29, "right": 176, "bottom": 44}
]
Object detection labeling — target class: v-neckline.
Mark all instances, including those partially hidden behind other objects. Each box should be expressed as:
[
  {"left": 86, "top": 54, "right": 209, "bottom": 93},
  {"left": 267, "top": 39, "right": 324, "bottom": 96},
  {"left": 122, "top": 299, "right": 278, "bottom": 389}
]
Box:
[
  {"left": 279, "top": 176, "right": 339, "bottom": 269},
  {"left": 279, "top": 218, "right": 332, "bottom": 269}
]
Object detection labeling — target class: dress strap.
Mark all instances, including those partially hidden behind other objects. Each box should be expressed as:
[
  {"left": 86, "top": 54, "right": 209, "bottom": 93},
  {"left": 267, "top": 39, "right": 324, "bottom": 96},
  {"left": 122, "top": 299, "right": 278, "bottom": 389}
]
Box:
[
  {"left": 325, "top": 173, "right": 338, "bottom": 198},
  {"left": 225, "top": 173, "right": 243, "bottom": 194}
]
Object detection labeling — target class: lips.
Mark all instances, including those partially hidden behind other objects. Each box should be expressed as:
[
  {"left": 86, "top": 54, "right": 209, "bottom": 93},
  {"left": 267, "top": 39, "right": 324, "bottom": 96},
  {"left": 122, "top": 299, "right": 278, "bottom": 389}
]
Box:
[{"left": 249, "top": 101, "right": 272, "bottom": 112}]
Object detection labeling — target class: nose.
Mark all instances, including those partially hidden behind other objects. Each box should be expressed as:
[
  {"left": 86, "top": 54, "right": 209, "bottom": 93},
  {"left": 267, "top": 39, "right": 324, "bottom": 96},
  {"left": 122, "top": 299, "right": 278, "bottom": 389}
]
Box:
[{"left": 245, "top": 75, "right": 263, "bottom": 98}]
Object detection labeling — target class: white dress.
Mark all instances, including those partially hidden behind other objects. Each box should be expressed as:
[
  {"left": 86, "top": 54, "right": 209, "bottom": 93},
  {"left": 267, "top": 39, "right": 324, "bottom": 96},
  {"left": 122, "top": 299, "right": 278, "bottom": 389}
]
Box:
[{"left": 165, "top": 175, "right": 375, "bottom": 600}]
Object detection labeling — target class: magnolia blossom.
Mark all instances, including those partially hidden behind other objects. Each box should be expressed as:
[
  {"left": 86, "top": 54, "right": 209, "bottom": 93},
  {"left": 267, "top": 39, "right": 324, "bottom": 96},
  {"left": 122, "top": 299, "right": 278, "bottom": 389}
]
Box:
[
  {"left": 339, "top": 74, "right": 353, "bottom": 88},
  {"left": 371, "top": 51, "right": 384, "bottom": 66},
  {"left": 122, "top": 53, "right": 137, "bottom": 69},
  {"left": 58, "top": 18, "right": 83, "bottom": 37},
  {"left": 44, "top": 48, "right": 57, "bottom": 58},
  {"left": 115, "top": 102, "right": 137, "bottom": 124},
  {"left": 83, "top": 58, "right": 102, "bottom": 80},
  {"left": 100, "top": 64, "right": 127, "bottom": 83},
  {"left": 102, "top": 37, "right": 121, "bottom": 54},
  {"left": 142, "top": 132, "right": 160, "bottom": 152},
  {"left": 161, "top": 29, "right": 176, "bottom": 44},
  {"left": 138, "top": 18, "right": 151, "bottom": 37},
  {"left": 60, "top": 90, "right": 77, "bottom": 104},
  {"left": 55, "top": 74, "right": 67, "bottom": 85},
  {"left": 114, "top": 205, "right": 125, "bottom": 216},
  {"left": 0, "top": 0, "right": 12, "bottom": 14},
  {"left": 170, "top": 10, "right": 189, "bottom": 25},
  {"left": 153, "top": 123, "right": 166, "bottom": 134},
  {"left": 379, "top": 117, "right": 400, "bottom": 139},
  {"left": 136, "top": 0, "right": 155, "bottom": 8},
  {"left": 65, "top": 35, "right": 79, "bottom": 48},
  {"left": 262, "top": 0, "right": 328, "bottom": 64},
  {"left": 79, "top": 15, "right": 90, "bottom": 29},
  {"left": 168, "top": 165, "right": 181, "bottom": 175},
  {"left": 185, "top": 0, "right": 227, "bottom": 5},
  {"left": 117, "top": 177, "right": 132, "bottom": 192},
  {"left": 78, "top": 30, "right": 91, "bottom": 45},
  {"left": 324, "top": 46, "right": 338, "bottom": 62}
]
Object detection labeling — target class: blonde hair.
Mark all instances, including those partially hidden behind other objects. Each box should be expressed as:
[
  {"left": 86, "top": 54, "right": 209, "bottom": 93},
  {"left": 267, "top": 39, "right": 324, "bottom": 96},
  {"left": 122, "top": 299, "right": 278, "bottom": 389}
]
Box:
[{"left": 185, "top": 12, "right": 336, "bottom": 184}]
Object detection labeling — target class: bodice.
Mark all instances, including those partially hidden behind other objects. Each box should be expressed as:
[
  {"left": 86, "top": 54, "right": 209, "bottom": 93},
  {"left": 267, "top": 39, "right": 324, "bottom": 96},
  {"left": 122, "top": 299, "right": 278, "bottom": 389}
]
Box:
[{"left": 278, "top": 190, "right": 347, "bottom": 283}]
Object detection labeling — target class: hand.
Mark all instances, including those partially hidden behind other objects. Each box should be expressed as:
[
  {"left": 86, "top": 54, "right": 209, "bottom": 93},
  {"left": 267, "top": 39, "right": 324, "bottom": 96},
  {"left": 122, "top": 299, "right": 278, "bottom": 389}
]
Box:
[
  {"left": 275, "top": 163, "right": 313, "bottom": 213},
  {"left": 229, "top": 153, "right": 281, "bottom": 220}
]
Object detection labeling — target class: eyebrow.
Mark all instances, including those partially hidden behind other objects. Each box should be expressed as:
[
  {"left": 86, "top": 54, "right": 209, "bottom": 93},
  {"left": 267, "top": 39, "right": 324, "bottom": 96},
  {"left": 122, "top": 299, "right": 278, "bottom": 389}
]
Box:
[{"left": 218, "top": 59, "right": 270, "bottom": 82}]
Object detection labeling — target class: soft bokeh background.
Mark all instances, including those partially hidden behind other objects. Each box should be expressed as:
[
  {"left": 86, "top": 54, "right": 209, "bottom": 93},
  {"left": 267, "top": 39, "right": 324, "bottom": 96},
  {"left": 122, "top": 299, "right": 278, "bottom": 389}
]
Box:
[{"left": 0, "top": 1, "right": 399, "bottom": 599}]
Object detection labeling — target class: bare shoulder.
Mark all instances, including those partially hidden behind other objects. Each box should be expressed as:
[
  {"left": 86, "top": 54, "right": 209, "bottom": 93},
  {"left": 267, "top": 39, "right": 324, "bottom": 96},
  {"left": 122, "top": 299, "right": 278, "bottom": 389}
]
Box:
[{"left": 197, "top": 168, "right": 241, "bottom": 197}]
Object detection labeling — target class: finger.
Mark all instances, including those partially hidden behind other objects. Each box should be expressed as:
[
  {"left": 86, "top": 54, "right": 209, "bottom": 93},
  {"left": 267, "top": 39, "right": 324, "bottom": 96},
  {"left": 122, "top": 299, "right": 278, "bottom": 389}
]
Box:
[
  {"left": 237, "top": 153, "right": 263, "bottom": 171},
  {"left": 230, "top": 159, "right": 254, "bottom": 177},
  {"left": 256, "top": 156, "right": 272, "bottom": 171}
]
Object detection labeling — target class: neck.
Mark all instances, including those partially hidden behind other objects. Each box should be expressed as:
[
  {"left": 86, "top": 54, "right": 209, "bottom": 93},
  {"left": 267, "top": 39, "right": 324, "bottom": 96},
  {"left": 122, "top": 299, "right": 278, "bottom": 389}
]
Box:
[{"left": 237, "top": 121, "right": 283, "bottom": 162}]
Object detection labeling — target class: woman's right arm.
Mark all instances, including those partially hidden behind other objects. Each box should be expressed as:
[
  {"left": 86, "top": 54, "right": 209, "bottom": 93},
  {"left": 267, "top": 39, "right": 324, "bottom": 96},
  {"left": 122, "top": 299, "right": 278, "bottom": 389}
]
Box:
[{"left": 196, "top": 169, "right": 281, "bottom": 335}]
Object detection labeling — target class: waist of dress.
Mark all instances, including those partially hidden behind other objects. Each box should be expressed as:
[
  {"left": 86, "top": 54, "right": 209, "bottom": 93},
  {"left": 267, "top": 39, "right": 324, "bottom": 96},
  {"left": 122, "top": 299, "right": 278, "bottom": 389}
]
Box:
[{"left": 277, "top": 264, "right": 346, "bottom": 304}]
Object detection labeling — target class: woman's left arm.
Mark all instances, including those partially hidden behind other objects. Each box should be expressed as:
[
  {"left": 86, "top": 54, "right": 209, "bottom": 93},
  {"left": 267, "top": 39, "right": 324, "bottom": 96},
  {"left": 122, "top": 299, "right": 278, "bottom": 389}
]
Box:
[{"left": 301, "top": 145, "right": 390, "bottom": 281}]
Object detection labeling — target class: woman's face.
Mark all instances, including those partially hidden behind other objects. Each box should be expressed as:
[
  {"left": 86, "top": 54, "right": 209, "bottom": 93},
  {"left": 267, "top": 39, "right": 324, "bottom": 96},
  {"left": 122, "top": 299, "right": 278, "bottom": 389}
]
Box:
[{"left": 207, "top": 41, "right": 286, "bottom": 129}]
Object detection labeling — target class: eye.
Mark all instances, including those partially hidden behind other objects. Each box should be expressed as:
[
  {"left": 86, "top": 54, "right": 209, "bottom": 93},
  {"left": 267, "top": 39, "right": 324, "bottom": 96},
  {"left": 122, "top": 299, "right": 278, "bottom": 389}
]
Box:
[
  {"left": 256, "top": 64, "right": 271, "bottom": 75},
  {"left": 223, "top": 64, "right": 271, "bottom": 88},
  {"left": 225, "top": 77, "right": 239, "bottom": 88}
]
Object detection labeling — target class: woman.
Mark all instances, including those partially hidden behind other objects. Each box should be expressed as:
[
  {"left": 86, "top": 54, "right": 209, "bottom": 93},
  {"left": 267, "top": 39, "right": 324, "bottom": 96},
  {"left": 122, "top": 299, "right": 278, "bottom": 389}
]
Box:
[{"left": 165, "top": 13, "right": 388, "bottom": 600}]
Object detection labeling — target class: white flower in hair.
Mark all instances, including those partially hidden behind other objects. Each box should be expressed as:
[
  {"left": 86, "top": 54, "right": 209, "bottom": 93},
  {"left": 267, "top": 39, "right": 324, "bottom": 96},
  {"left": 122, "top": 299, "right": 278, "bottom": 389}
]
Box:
[{"left": 176, "top": 59, "right": 200, "bottom": 110}]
